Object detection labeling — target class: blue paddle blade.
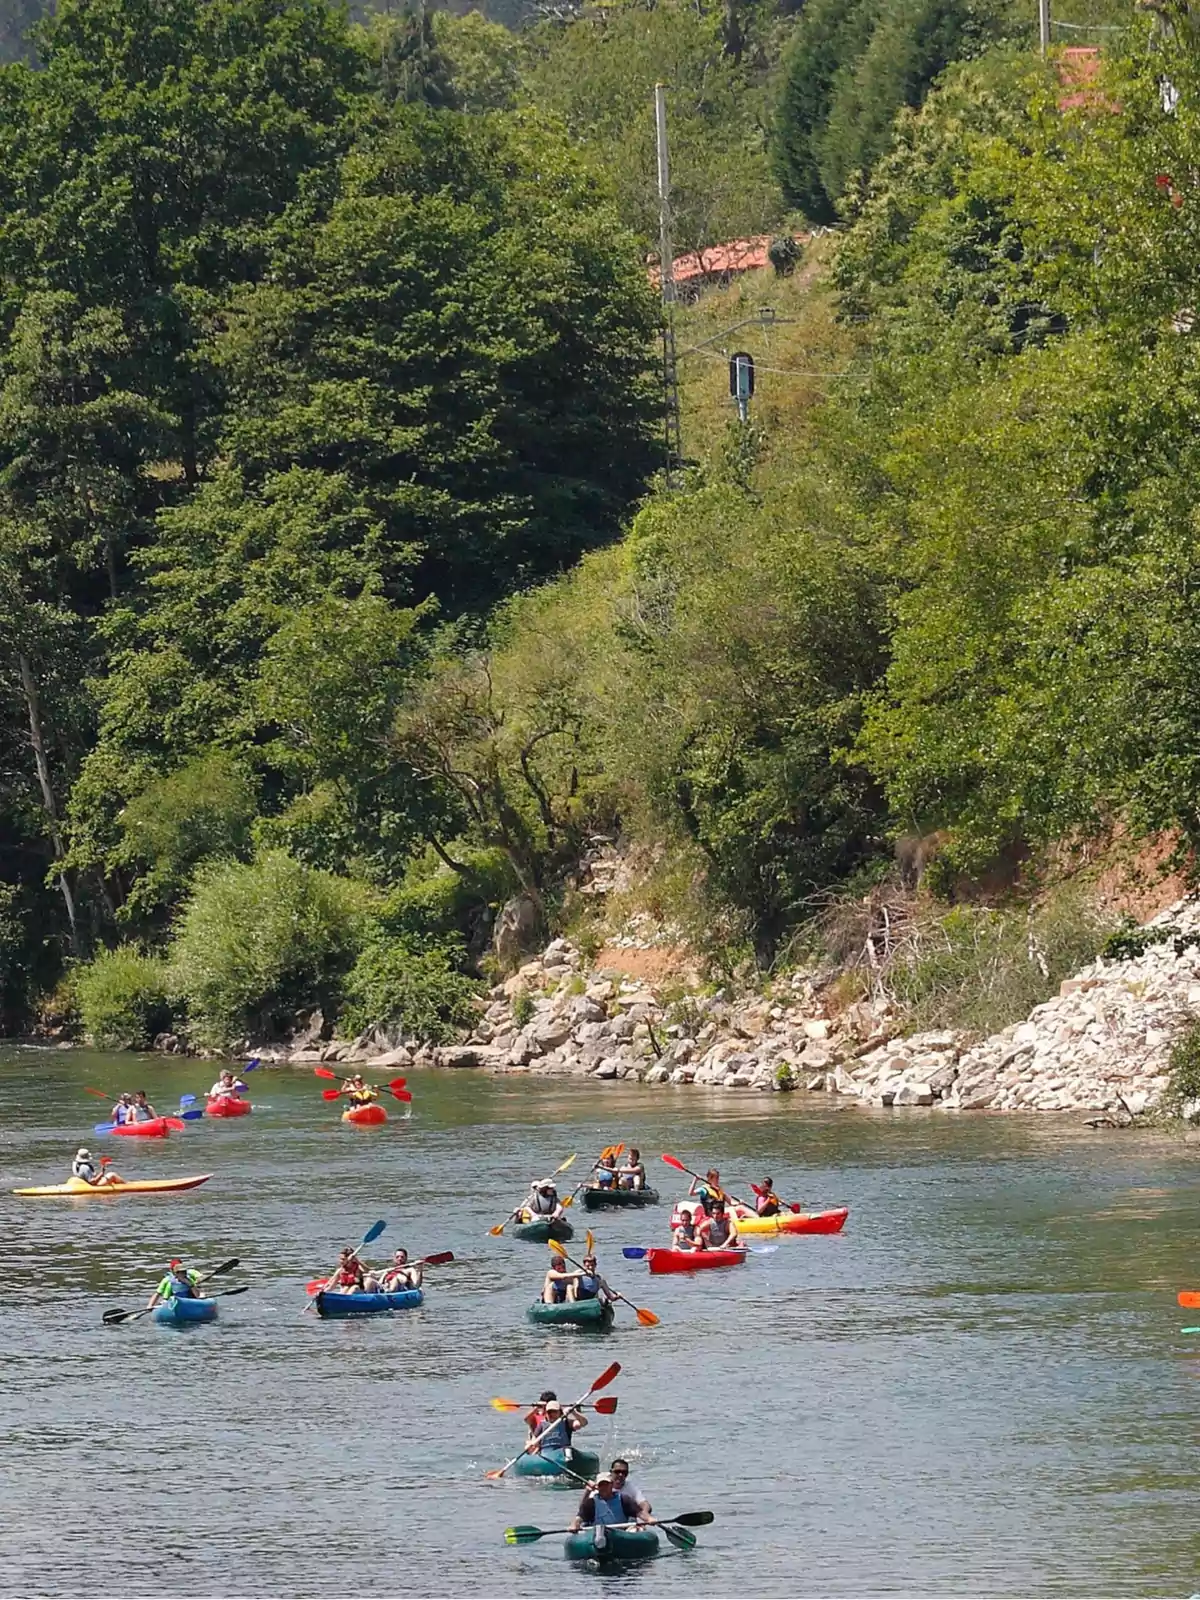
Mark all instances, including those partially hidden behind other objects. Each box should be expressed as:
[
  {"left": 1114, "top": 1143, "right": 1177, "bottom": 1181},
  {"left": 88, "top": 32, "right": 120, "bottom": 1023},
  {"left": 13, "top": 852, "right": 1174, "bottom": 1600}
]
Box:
[
  {"left": 179, "top": 1107, "right": 206, "bottom": 1120},
  {"left": 93, "top": 1122, "right": 116, "bottom": 1135},
  {"left": 179, "top": 1094, "right": 197, "bottom": 1106},
  {"left": 245, "top": 1058, "right": 260, "bottom": 1072},
  {"left": 362, "top": 1219, "right": 387, "bottom": 1244},
  {"left": 621, "top": 1247, "right": 648, "bottom": 1259}
]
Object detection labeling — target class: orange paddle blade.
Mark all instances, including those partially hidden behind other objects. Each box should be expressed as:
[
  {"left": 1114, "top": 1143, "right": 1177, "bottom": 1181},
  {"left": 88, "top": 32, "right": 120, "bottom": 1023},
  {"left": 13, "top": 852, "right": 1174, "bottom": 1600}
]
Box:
[
  {"left": 491, "top": 1398, "right": 522, "bottom": 1413},
  {"left": 484, "top": 1468, "right": 505, "bottom": 1480},
  {"left": 635, "top": 1307, "right": 660, "bottom": 1327},
  {"left": 489, "top": 1223, "right": 506, "bottom": 1236},
  {"left": 1178, "top": 1291, "right": 1200, "bottom": 1308}
]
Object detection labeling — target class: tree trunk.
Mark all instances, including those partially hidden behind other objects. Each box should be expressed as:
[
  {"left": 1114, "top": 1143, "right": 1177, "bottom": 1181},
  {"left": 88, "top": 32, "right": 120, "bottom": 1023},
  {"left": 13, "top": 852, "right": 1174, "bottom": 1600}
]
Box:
[{"left": 18, "top": 652, "right": 80, "bottom": 956}]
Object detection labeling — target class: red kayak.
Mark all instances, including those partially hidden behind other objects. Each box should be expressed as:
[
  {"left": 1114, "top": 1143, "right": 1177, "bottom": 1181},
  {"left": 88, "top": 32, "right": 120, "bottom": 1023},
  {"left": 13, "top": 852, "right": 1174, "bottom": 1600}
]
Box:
[
  {"left": 343, "top": 1103, "right": 387, "bottom": 1126},
  {"left": 206, "top": 1096, "right": 251, "bottom": 1118},
  {"left": 111, "top": 1117, "right": 175, "bottom": 1138},
  {"left": 645, "top": 1246, "right": 747, "bottom": 1274}
]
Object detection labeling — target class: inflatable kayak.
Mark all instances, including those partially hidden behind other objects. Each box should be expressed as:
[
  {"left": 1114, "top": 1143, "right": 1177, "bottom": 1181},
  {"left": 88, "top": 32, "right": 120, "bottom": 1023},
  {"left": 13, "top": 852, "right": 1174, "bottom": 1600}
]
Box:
[
  {"left": 512, "top": 1217, "right": 573, "bottom": 1244},
  {"left": 110, "top": 1117, "right": 172, "bottom": 1138},
  {"left": 315, "top": 1288, "right": 423, "bottom": 1317},
  {"left": 564, "top": 1526, "right": 660, "bottom": 1564},
  {"left": 645, "top": 1246, "right": 746, "bottom": 1274},
  {"left": 526, "top": 1298, "right": 613, "bottom": 1330},
  {"left": 343, "top": 1104, "right": 387, "bottom": 1126},
  {"left": 733, "top": 1206, "right": 849, "bottom": 1236},
  {"left": 12, "top": 1174, "right": 213, "bottom": 1197},
  {"left": 153, "top": 1295, "right": 217, "bottom": 1326},
  {"left": 581, "top": 1186, "right": 660, "bottom": 1210},
  {"left": 206, "top": 1096, "right": 251, "bottom": 1118},
  {"left": 514, "top": 1445, "right": 600, "bottom": 1482}
]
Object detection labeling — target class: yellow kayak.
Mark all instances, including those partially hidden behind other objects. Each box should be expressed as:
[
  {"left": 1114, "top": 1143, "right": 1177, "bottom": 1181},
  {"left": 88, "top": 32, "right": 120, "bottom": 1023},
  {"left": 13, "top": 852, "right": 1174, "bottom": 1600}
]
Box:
[
  {"left": 13, "top": 1174, "right": 213, "bottom": 1197},
  {"left": 732, "top": 1206, "right": 848, "bottom": 1235}
]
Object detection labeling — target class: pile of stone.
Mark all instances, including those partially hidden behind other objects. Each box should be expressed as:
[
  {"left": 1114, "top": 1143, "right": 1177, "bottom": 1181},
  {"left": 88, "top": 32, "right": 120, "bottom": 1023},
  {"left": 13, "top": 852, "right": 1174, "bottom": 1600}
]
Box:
[{"left": 261, "top": 897, "right": 1200, "bottom": 1118}]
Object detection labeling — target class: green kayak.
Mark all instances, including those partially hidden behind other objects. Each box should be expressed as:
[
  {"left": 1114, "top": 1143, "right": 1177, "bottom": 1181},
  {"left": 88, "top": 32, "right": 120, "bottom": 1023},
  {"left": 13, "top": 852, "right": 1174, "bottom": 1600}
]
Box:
[
  {"left": 526, "top": 1297, "right": 614, "bottom": 1330},
  {"left": 512, "top": 1217, "right": 574, "bottom": 1244},
  {"left": 564, "top": 1525, "right": 660, "bottom": 1564},
  {"left": 580, "top": 1186, "right": 660, "bottom": 1210}
]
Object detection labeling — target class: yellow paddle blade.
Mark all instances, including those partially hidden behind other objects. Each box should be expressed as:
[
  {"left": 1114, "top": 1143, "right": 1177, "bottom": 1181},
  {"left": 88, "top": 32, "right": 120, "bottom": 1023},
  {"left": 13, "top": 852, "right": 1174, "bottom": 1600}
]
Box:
[
  {"left": 490, "top": 1397, "right": 522, "bottom": 1413},
  {"left": 562, "top": 1193, "right": 575, "bottom": 1208},
  {"left": 547, "top": 1238, "right": 566, "bottom": 1255},
  {"left": 556, "top": 1152, "right": 577, "bottom": 1174},
  {"left": 586, "top": 1229, "right": 595, "bottom": 1256}
]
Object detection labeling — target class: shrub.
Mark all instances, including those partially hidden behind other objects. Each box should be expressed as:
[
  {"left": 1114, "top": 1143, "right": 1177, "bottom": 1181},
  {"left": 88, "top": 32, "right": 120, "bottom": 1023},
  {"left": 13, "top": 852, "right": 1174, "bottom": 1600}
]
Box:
[
  {"left": 1160, "top": 1015, "right": 1200, "bottom": 1119},
  {"left": 75, "top": 947, "right": 173, "bottom": 1050},
  {"left": 169, "top": 851, "right": 369, "bottom": 1051},
  {"left": 512, "top": 988, "right": 535, "bottom": 1028},
  {"left": 342, "top": 932, "right": 478, "bottom": 1044},
  {"left": 768, "top": 235, "right": 802, "bottom": 277}
]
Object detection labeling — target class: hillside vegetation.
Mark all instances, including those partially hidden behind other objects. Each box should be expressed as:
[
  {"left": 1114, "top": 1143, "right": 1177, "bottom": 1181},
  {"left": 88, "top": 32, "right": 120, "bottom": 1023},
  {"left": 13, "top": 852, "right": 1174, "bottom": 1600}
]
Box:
[{"left": 2, "top": 0, "right": 1197, "bottom": 1053}]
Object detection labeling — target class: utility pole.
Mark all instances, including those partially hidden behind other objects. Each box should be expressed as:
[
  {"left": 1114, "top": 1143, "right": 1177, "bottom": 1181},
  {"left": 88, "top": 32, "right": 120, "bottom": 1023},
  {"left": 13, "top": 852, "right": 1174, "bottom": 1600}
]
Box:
[
  {"left": 1039, "top": 0, "right": 1050, "bottom": 55},
  {"left": 655, "top": 82, "right": 683, "bottom": 484}
]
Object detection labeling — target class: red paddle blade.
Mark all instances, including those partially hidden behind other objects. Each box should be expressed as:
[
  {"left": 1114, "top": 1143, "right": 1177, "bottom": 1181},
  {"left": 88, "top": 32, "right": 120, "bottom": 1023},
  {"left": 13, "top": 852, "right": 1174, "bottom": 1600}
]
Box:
[
  {"left": 387, "top": 1076, "right": 407, "bottom": 1090},
  {"left": 588, "top": 1361, "right": 621, "bottom": 1394},
  {"left": 421, "top": 1251, "right": 454, "bottom": 1266},
  {"left": 321, "top": 1088, "right": 342, "bottom": 1100},
  {"left": 391, "top": 1088, "right": 413, "bottom": 1102},
  {"left": 305, "top": 1278, "right": 324, "bottom": 1294},
  {"left": 660, "top": 1153, "right": 686, "bottom": 1171},
  {"left": 313, "top": 1066, "right": 338, "bottom": 1081},
  {"left": 593, "top": 1396, "right": 619, "bottom": 1415},
  {"left": 83, "top": 1086, "right": 112, "bottom": 1100}
]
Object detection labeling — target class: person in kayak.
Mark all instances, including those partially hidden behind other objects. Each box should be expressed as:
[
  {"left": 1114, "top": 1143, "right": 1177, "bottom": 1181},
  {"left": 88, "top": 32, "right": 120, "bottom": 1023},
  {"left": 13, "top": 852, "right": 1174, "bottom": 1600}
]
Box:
[
  {"left": 208, "top": 1069, "right": 247, "bottom": 1100},
  {"left": 541, "top": 1253, "right": 577, "bottom": 1304},
  {"left": 752, "top": 1176, "right": 782, "bottom": 1217},
  {"left": 324, "top": 1247, "right": 367, "bottom": 1294},
  {"left": 377, "top": 1248, "right": 423, "bottom": 1292},
  {"left": 610, "top": 1459, "right": 652, "bottom": 1516},
  {"left": 689, "top": 1167, "right": 728, "bottom": 1205},
  {"left": 130, "top": 1090, "right": 157, "bottom": 1123},
  {"left": 341, "top": 1074, "right": 378, "bottom": 1108},
  {"left": 594, "top": 1153, "right": 617, "bottom": 1190},
  {"left": 568, "top": 1470, "right": 652, "bottom": 1533},
  {"left": 110, "top": 1093, "right": 133, "bottom": 1126},
  {"left": 529, "top": 1398, "right": 588, "bottom": 1456},
  {"left": 617, "top": 1149, "right": 645, "bottom": 1191},
  {"left": 525, "top": 1389, "right": 558, "bottom": 1433},
  {"left": 696, "top": 1198, "right": 740, "bottom": 1250},
  {"left": 71, "top": 1148, "right": 121, "bottom": 1187},
  {"left": 147, "top": 1259, "right": 201, "bottom": 1309},
  {"left": 518, "top": 1180, "right": 566, "bottom": 1222},
  {"left": 568, "top": 1254, "right": 613, "bottom": 1305},
  {"left": 671, "top": 1204, "right": 701, "bottom": 1250}
]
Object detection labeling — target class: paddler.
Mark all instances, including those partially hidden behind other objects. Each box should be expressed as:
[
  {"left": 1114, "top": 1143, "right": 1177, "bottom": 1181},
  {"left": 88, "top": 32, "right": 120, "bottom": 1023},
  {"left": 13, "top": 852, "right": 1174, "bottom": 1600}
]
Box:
[
  {"left": 529, "top": 1397, "right": 588, "bottom": 1455},
  {"left": 71, "top": 1148, "right": 121, "bottom": 1187},
  {"left": 208, "top": 1068, "right": 247, "bottom": 1100},
  {"left": 518, "top": 1179, "right": 567, "bottom": 1222},
  {"left": 689, "top": 1167, "right": 728, "bottom": 1205},
  {"left": 617, "top": 1148, "right": 645, "bottom": 1191},
  {"left": 568, "top": 1253, "right": 613, "bottom": 1305},
  {"left": 696, "top": 1197, "right": 740, "bottom": 1250},
  {"left": 541, "top": 1253, "right": 576, "bottom": 1304},
  {"left": 670, "top": 1204, "right": 700, "bottom": 1250},
  {"left": 130, "top": 1089, "right": 157, "bottom": 1123},
  {"left": 752, "top": 1175, "right": 782, "bottom": 1217},
  {"left": 341, "top": 1073, "right": 378, "bottom": 1109},
  {"left": 568, "top": 1469, "right": 652, "bottom": 1534},
  {"left": 378, "top": 1248, "right": 423, "bottom": 1292},
  {"left": 525, "top": 1389, "right": 558, "bottom": 1433},
  {"left": 110, "top": 1092, "right": 133, "bottom": 1126},
  {"left": 610, "top": 1458, "right": 652, "bottom": 1516},
  {"left": 323, "top": 1246, "right": 367, "bottom": 1294},
  {"left": 594, "top": 1152, "right": 617, "bottom": 1190},
  {"left": 147, "top": 1258, "right": 201, "bottom": 1309}
]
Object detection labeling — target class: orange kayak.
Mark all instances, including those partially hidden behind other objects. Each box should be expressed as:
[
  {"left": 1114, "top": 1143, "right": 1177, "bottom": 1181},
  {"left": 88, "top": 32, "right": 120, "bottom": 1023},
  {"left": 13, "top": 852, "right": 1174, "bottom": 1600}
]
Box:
[{"left": 343, "top": 1104, "right": 387, "bottom": 1126}]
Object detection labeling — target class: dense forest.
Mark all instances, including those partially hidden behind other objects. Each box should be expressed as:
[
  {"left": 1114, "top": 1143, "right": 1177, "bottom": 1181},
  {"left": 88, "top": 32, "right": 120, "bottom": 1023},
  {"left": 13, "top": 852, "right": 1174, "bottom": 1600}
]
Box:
[{"left": 0, "top": 0, "right": 1190, "bottom": 1052}]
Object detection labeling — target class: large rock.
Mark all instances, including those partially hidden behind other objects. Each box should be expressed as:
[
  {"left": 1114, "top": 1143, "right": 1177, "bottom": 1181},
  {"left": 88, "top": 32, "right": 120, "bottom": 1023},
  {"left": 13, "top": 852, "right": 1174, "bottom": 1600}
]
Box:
[{"left": 493, "top": 894, "right": 540, "bottom": 966}]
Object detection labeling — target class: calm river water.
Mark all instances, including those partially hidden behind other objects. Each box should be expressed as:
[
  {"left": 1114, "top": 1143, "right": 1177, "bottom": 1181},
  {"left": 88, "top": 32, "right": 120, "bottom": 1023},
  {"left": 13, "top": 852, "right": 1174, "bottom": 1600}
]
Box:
[{"left": 4, "top": 1047, "right": 1200, "bottom": 1596}]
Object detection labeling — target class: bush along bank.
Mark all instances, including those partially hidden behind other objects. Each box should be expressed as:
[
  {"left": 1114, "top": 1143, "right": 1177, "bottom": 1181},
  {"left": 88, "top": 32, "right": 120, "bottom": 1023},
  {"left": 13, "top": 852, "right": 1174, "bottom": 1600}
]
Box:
[{"left": 277, "top": 898, "right": 1200, "bottom": 1119}]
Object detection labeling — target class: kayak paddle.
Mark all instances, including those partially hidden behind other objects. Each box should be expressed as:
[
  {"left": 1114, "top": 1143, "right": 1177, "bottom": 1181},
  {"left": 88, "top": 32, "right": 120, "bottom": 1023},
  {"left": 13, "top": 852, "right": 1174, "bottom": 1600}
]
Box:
[
  {"left": 561, "top": 1144, "right": 625, "bottom": 1209},
  {"left": 622, "top": 1242, "right": 770, "bottom": 1259},
  {"left": 102, "top": 1256, "right": 241, "bottom": 1324},
  {"left": 660, "top": 1152, "right": 758, "bottom": 1211},
  {"left": 303, "top": 1249, "right": 454, "bottom": 1295},
  {"left": 490, "top": 1395, "right": 618, "bottom": 1415},
  {"left": 547, "top": 1238, "right": 659, "bottom": 1327},
  {"left": 320, "top": 1078, "right": 410, "bottom": 1102},
  {"left": 504, "top": 1511, "right": 712, "bottom": 1544},
  {"left": 489, "top": 1153, "right": 577, "bottom": 1236},
  {"left": 485, "top": 1361, "right": 620, "bottom": 1479},
  {"left": 92, "top": 1114, "right": 188, "bottom": 1136},
  {"left": 301, "top": 1221, "right": 387, "bottom": 1312}
]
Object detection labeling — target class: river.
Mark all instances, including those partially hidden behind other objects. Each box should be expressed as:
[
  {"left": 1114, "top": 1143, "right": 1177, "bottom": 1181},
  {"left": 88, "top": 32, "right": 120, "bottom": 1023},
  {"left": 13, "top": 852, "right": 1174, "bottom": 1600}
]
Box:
[{"left": 3, "top": 1046, "right": 1200, "bottom": 1596}]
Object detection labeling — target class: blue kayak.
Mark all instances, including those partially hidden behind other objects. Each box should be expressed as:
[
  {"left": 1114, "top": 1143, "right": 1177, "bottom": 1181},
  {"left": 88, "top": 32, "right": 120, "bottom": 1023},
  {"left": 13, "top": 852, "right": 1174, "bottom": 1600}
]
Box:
[
  {"left": 315, "top": 1288, "right": 424, "bottom": 1318},
  {"left": 153, "top": 1296, "right": 217, "bottom": 1327}
]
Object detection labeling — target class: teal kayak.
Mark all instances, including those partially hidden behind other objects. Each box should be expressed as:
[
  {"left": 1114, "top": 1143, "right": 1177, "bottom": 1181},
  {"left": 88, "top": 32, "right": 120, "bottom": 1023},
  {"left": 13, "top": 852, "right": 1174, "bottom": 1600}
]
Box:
[
  {"left": 152, "top": 1296, "right": 217, "bottom": 1327},
  {"left": 513, "top": 1445, "right": 600, "bottom": 1482},
  {"left": 526, "top": 1297, "right": 614, "bottom": 1330},
  {"left": 580, "top": 1186, "right": 660, "bottom": 1210},
  {"left": 512, "top": 1217, "right": 574, "bottom": 1244},
  {"left": 564, "top": 1525, "right": 660, "bottom": 1564}
]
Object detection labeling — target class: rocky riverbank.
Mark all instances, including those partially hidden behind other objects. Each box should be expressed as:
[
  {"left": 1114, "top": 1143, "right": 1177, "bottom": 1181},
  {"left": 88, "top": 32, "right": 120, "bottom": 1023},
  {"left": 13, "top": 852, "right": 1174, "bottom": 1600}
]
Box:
[{"left": 254, "top": 896, "right": 1200, "bottom": 1117}]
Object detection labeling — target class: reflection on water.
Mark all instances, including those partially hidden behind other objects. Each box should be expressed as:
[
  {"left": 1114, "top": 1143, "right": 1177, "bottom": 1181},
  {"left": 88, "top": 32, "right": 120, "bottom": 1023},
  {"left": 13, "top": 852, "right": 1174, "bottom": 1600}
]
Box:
[{"left": 3, "top": 1048, "right": 1200, "bottom": 1595}]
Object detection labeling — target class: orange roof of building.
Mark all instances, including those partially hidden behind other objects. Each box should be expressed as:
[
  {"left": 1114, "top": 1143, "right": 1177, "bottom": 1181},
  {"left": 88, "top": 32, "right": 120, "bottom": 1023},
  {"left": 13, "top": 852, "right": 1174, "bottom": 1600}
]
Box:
[
  {"left": 649, "top": 233, "right": 809, "bottom": 289},
  {"left": 1056, "top": 46, "right": 1114, "bottom": 111}
]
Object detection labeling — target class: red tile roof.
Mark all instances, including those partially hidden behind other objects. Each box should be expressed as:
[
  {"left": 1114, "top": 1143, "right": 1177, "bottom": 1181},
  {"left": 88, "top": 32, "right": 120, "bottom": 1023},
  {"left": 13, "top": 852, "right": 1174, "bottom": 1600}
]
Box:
[{"left": 650, "top": 233, "right": 809, "bottom": 289}]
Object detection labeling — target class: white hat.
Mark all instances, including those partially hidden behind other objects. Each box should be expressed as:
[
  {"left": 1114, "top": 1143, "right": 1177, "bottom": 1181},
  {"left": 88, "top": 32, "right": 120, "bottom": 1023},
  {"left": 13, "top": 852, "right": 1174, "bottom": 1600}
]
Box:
[{"left": 76, "top": 1147, "right": 90, "bottom": 1158}]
